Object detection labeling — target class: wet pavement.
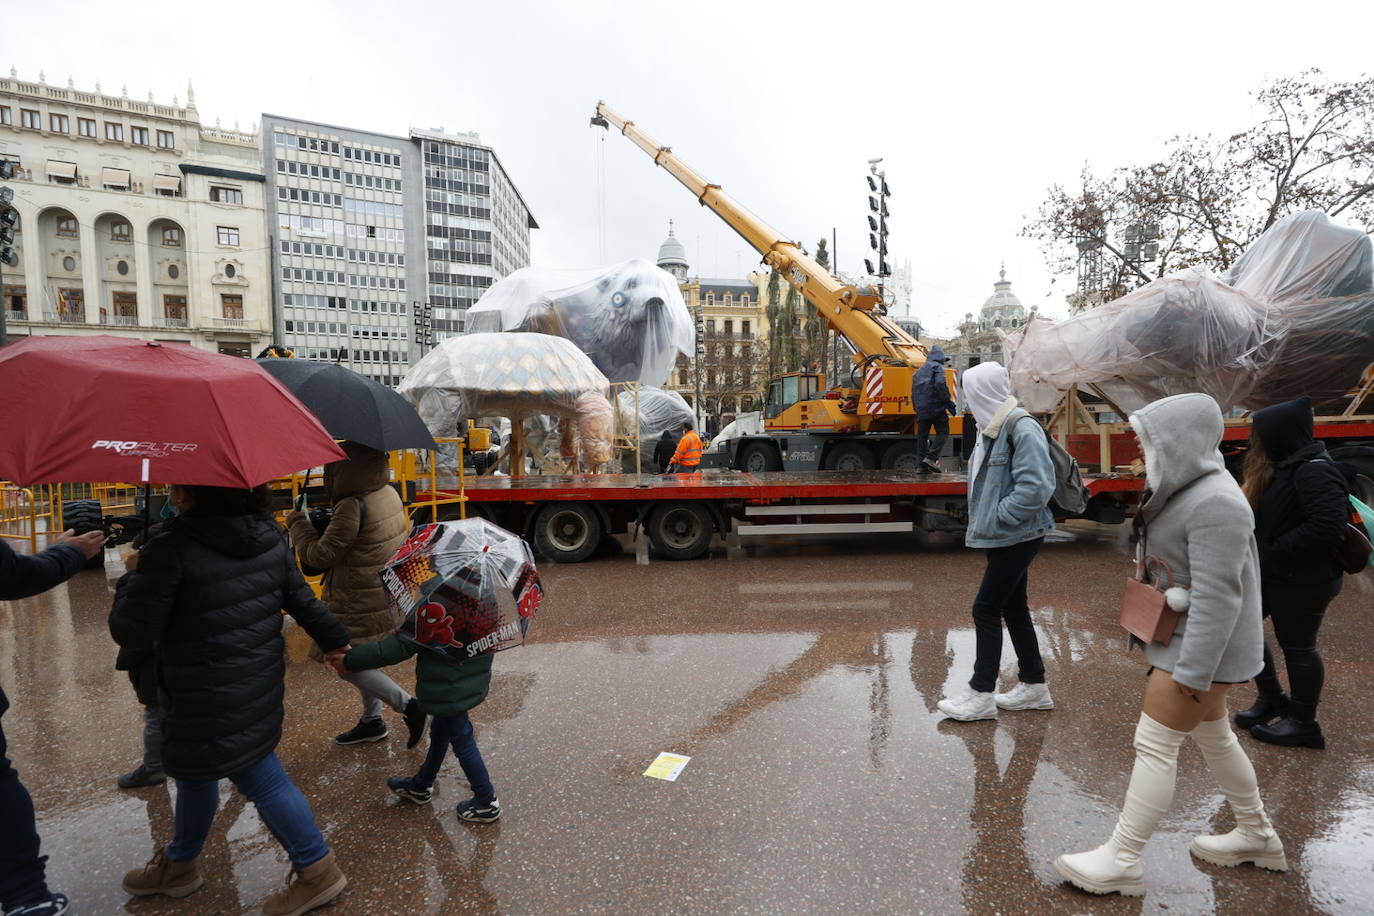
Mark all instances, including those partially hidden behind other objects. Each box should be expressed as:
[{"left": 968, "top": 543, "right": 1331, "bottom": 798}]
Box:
[{"left": 2, "top": 523, "right": 1372, "bottom": 914}]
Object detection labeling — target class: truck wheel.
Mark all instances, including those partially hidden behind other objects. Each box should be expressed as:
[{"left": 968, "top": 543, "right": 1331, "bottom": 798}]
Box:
[
  {"left": 824, "top": 442, "right": 876, "bottom": 471},
  {"left": 646, "top": 501, "right": 713, "bottom": 560},
  {"left": 61, "top": 499, "right": 105, "bottom": 568},
  {"left": 881, "top": 443, "right": 922, "bottom": 473},
  {"left": 1347, "top": 456, "right": 1374, "bottom": 507},
  {"left": 532, "top": 503, "right": 602, "bottom": 563},
  {"left": 737, "top": 441, "right": 782, "bottom": 472}
]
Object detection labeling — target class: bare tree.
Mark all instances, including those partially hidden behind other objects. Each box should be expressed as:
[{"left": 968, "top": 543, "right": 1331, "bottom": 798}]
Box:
[{"left": 1026, "top": 69, "right": 1374, "bottom": 293}]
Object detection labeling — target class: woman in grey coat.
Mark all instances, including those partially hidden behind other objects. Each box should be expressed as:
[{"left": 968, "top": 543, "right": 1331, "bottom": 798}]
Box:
[{"left": 1055, "top": 393, "right": 1285, "bottom": 897}]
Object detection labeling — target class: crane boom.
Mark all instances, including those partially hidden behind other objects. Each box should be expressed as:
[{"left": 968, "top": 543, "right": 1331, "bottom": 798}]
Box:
[{"left": 591, "top": 102, "right": 927, "bottom": 371}]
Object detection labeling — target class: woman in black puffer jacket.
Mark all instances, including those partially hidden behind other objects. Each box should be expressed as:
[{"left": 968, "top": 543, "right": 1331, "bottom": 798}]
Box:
[
  {"left": 1237, "top": 396, "right": 1350, "bottom": 749},
  {"left": 110, "top": 484, "right": 352, "bottom": 915}
]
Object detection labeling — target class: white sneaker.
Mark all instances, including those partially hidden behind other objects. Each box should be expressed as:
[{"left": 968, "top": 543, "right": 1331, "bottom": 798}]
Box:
[
  {"left": 994, "top": 682, "right": 1054, "bottom": 711},
  {"left": 937, "top": 688, "right": 997, "bottom": 721}
]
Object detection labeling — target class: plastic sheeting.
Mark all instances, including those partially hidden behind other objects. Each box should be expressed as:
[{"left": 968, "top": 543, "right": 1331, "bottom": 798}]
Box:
[
  {"left": 399, "top": 332, "right": 609, "bottom": 437},
  {"left": 464, "top": 259, "right": 694, "bottom": 387},
  {"left": 614, "top": 386, "right": 695, "bottom": 471},
  {"left": 708, "top": 411, "right": 764, "bottom": 453},
  {"left": 1004, "top": 210, "right": 1374, "bottom": 415}
]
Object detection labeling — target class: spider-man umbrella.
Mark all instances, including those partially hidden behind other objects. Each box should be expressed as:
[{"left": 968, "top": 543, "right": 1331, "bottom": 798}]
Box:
[{"left": 382, "top": 517, "right": 542, "bottom": 662}]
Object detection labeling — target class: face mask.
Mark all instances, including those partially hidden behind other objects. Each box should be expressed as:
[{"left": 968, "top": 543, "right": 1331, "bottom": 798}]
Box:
[{"left": 161, "top": 500, "right": 179, "bottom": 518}]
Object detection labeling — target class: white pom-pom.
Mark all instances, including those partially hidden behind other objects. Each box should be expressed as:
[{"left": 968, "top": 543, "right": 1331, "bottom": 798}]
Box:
[{"left": 1165, "top": 587, "right": 1190, "bottom": 612}]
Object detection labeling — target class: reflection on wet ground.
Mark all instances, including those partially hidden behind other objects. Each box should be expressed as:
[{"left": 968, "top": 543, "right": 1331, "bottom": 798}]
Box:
[{"left": 1, "top": 521, "right": 1371, "bottom": 913}]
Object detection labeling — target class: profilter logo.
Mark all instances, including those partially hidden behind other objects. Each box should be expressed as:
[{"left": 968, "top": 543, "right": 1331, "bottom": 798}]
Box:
[{"left": 91, "top": 440, "right": 199, "bottom": 459}]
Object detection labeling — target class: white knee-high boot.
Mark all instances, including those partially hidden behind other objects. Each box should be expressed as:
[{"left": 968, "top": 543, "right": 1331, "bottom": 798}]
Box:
[
  {"left": 1055, "top": 713, "right": 1188, "bottom": 896},
  {"left": 1188, "top": 716, "right": 1287, "bottom": 870}
]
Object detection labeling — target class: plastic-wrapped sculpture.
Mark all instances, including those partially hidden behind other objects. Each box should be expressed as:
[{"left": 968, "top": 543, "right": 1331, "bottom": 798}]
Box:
[
  {"left": 1004, "top": 210, "right": 1374, "bottom": 415},
  {"left": 463, "top": 259, "right": 694, "bottom": 387},
  {"left": 614, "top": 386, "right": 695, "bottom": 471},
  {"left": 399, "top": 332, "right": 609, "bottom": 437}
]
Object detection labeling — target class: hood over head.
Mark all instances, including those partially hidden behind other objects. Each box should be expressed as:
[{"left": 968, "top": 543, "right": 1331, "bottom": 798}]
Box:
[
  {"left": 961, "top": 362, "right": 1012, "bottom": 430},
  {"left": 927, "top": 345, "right": 949, "bottom": 364},
  {"left": 1128, "top": 393, "right": 1226, "bottom": 512},
  {"left": 173, "top": 513, "right": 283, "bottom": 559},
  {"left": 325, "top": 440, "right": 390, "bottom": 501},
  {"left": 1251, "top": 396, "right": 1315, "bottom": 463}
]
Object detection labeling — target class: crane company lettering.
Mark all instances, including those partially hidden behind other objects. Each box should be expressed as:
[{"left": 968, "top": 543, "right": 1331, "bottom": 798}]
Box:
[{"left": 91, "top": 440, "right": 200, "bottom": 458}]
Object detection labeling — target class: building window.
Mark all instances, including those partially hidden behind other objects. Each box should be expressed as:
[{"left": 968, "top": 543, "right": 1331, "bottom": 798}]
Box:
[
  {"left": 78, "top": 117, "right": 96, "bottom": 137},
  {"left": 156, "top": 129, "right": 175, "bottom": 149},
  {"left": 724, "top": 319, "right": 733, "bottom": 336},
  {"left": 216, "top": 226, "right": 240, "bottom": 246},
  {"left": 49, "top": 114, "right": 69, "bottom": 134},
  {"left": 742, "top": 320, "right": 751, "bottom": 337},
  {"left": 105, "top": 122, "right": 124, "bottom": 141},
  {"left": 163, "top": 295, "right": 187, "bottom": 321},
  {"left": 162, "top": 227, "right": 182, "bottom": 248},
  {"left": 4, "top": 284, "right": 26, "bottom": 316},
  {"left": 706, "top": 293, "right": 715, "bottom": 305},
  {"left": 112, "top": 291, "right": 137, "bottom": 318},
  {"left": 0, "top": 107, "right": 10, "bottom": 125},
  {"left": 110, "top": 222, "right": 131, "bottom": 242},
  {"left": 168, "top": 264, "right": 179, "bottom": 280},
  {"left": 209, "top": 186, "right": 243, "bottom": 205},
  {"left": 56, "top": 288, "right": 84, "bottom": 321},
  {"left": 21, "top": 109, "right": 40, "bottom": 129},
  {"left": 116, "top": 260, "right": 130, "bottom": 275},
  {"left": 131, "top": 126, "right": 149, "bottom": 146},
  {"left": 56, "top": 218, "right": 79, "bottom": 238},
  {"left": 221, "top": 294, "right": 244, "bottom": 320},
  {"left": 741, "top": 294, "right": 749, "bottom": 307},
  {"left": 62, "top": 256, "right": 77, "bottom": 271}
]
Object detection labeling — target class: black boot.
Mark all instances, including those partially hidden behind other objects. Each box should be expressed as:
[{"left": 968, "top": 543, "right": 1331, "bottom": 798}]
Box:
[
  {"left": 1235, "top": 690, "right": 1289, "bottom": 730},
  {"left": 402, "top": 698, "right": 428, "bottom": 750},
  {"left": 1251, "top": 701, "right": 1325, "bottom": 750}
]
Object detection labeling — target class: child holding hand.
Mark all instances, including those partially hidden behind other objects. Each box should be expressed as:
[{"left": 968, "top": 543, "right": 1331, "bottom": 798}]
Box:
[{"left": 333, "top": 634, "right": 500, "bottom": 822}]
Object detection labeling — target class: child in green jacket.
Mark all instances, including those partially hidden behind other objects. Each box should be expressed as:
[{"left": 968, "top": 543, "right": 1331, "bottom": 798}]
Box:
[{"left": 338, "top": 635, "right": 499, "bottom": 822}]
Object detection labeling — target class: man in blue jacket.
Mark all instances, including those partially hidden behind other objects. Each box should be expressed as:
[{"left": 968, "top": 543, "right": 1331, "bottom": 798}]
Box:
[
  {"left": 1, "top": 530, "right": 105, "bottom": 916},
  {"left": 912, "top": 345, "right": 957, "bottom": 474}
]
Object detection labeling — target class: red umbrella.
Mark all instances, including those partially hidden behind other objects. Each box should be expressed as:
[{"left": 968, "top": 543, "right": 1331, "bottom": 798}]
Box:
[{"left": 0, "top": 336, "right": 345, "bottom": 486}]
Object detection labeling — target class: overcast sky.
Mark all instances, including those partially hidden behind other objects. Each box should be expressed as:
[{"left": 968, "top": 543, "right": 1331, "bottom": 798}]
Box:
[{"left": 10, "top": 1, "right": 1371, "bottom": 335}]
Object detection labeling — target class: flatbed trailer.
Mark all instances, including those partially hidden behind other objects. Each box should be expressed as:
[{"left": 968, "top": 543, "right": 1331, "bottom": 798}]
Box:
[{"left": 415, "top": 470, "right": 1142, "bottom": 563}]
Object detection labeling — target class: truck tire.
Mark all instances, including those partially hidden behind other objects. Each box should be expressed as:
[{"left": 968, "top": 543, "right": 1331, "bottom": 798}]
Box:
[
  {"left": 824, "top": 442, "right": 876, "bottom": 471},
  {"left": 646, "top": 501, "right": 713, "bottom": 561},
  {"left": 531, "top": 503, "right": 602, "bottom": 563},
  {"left": 880, "top": 443, "right": 922, "bottom": 473},
  {"left": 61, "top": 499, "right": 105, "bottom": 568},
  {"left": 737, "top": 441, "right": 782, "bottom": 473},
  {"left": 1345, "top": 456, "right": 1374, "bottom": 507}
]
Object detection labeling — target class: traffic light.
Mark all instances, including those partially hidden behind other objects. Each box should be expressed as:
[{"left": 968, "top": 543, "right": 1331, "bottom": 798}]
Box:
[
  {"left": 0, "top": 163, "right": 17, "bottom": 268},
  {"left": 867, "top": 167, "right": 892, "bottom": 278}
]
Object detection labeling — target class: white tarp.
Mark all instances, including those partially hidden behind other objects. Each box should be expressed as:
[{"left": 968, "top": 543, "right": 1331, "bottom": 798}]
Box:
[
  {"left": 463, "top": 259, "right": 694, "bottom": 387},
  {"left": 1004, "top": 210, "right": 1374, "bottom": 414}
]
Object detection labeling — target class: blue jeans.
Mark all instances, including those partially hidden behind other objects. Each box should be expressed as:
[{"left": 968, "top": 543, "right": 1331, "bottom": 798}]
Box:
[
  {"left": 0, "top": 688, "right": 56, "bottom": 911},
  {"left": 167, "top": 752, "right": 329, "bottom": 868},
  {"left": 412, "top": 712, "right": 495, "bottom": 803},
  {"left": 917, "top": 415, "right": 949, "bottom": 463}
]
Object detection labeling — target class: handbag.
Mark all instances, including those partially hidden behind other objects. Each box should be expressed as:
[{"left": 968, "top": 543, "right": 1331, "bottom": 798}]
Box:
[
  {"left": 1337, "top": 518, "right": 1372, "bottom": 575},
  {"left": 1120, "top": 513, "right": 1183, "bottom": 646}
]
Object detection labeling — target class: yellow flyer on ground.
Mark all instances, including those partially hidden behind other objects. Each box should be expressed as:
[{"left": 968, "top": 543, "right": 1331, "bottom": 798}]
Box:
[{"left": 644, "top": 752, "right": 691, "bottom": 782}]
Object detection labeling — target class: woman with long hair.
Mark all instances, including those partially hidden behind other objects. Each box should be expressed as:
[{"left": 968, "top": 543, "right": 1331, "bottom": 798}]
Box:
[
  {"left": 1055, "top": 394, "right": 1283, "bottom": 897},
  {"left": 1235, "top": 396, "right": 1349, "bottom": 749}
]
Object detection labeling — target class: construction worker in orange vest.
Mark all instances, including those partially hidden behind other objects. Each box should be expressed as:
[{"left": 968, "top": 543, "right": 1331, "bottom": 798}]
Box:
[{"left": 667, "top": 420, "right": 703, "bottom": 474}]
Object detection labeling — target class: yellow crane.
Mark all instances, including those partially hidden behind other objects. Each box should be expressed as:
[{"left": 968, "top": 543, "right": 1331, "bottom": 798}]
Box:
[{"left": 592, "top": 102, "right": 959, "bottom": 473}]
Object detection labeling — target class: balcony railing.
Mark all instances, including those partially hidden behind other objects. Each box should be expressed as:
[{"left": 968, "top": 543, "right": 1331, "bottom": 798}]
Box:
[
  {"left": 215, "top": 317, "right": 249, "bottom": 328},
  {"left": 42, "top": 311, "right": 88, "bottom": 324},
  {"left": 103, "top": 315, "right": 140, "bottom": 327},
  {"left": 4, "top": 310, "right": 27, "bottom": 323},
  {"left": 154, "top": 316, "right": 189, "bottom": 328}
]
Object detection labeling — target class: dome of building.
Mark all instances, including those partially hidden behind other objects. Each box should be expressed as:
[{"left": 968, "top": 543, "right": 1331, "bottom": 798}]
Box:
[
  {"left": 980, "top": 265, "right": 1026, "bottom": 329},
  {"left": 656, "top": 220, "right": 689, "bottom": 281}
]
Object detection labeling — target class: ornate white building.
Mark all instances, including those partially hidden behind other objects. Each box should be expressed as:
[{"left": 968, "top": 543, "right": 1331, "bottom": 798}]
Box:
[
  {"left": 944, "top": 266, "right": 1031, "bottom": 373},
  {"left": 0, "top": 71, "right": 269, "bottom": 355}
]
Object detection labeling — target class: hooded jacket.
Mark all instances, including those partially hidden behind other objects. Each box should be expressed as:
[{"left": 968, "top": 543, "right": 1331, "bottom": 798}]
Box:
[
  {"left": 653, "top": 430, "right": 677, "bottom": 473},
  {"left": 912, "top": 346, "right": 957, "bottom": 421},
  {"left": 1250, "top": 396, "right": 1348, "bottom": 586},
  {"left": 109, "top": 512, "right": 349, "bottom": 781},
  {"left": 345, "top": 635, "right": 494, "bottom": 718},
  {"left": 961, "top": 362, "right": 1055, "bottom": 548},
  {"left": 288, "top": 443, "right": 409, "bottom": 654},
  {"left": 1128, "top": 394, "right": 1263, "bottom": 690}
]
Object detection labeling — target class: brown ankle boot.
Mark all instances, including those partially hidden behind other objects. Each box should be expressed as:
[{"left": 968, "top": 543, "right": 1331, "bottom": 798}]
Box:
[
  {"left": 262, "top": 851, "right": 347, "bottom": 916},
  {"left": 122, "top": 849, "right": 205, "bottom": 898}
]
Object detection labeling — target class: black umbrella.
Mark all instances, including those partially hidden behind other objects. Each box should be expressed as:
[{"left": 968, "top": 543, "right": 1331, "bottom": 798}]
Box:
[{"left": 255, "top": 359, "right": 438, "bottom": 452}]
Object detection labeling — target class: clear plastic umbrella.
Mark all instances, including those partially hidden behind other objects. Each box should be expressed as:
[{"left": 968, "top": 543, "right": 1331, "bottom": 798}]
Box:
[{"left": 381, "top": 518, "right": 542, "bottom": 662}]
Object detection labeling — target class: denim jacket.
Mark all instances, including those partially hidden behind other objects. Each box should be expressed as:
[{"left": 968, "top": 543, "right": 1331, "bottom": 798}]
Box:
[{"left": 965, "top": 401, "right": 1055, "bottom": 548}]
